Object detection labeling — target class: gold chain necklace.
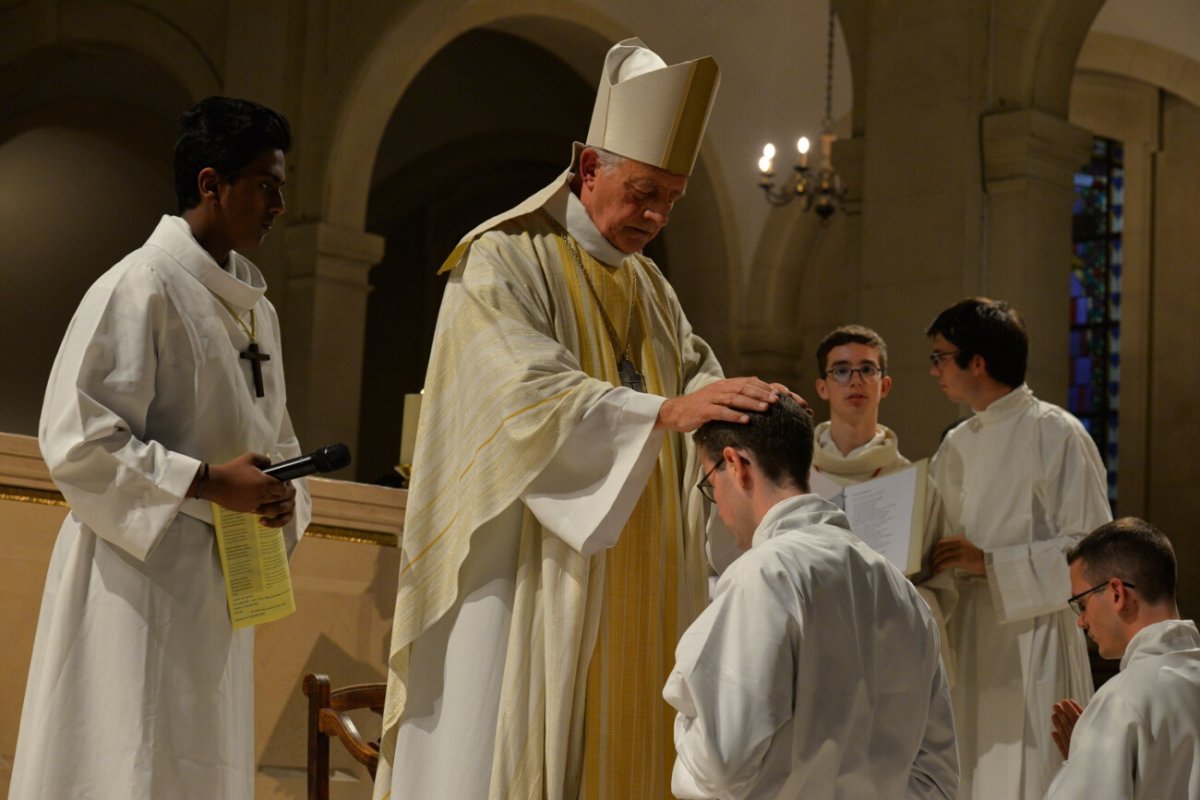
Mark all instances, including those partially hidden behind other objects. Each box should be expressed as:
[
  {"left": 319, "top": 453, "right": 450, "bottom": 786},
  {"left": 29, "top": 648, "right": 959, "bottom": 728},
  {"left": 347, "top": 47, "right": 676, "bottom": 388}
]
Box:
[
  {"left": 215, "top": 295, "right": 256, "bottom": 341},
  {"left": 214, "top": 296, "right": 270, "bottom": 398},
  {"left": 561, "top": 232, "right": 645, "bottom": 392}
]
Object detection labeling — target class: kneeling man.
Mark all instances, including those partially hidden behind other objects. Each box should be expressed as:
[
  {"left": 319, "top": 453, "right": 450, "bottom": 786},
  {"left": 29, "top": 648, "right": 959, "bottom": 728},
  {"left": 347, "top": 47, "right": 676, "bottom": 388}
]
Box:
[
  {"left": 663, "top": 396, "right": 958, "bottom": 799},
  {"left": 1046, "top": 517, "right": 1200, "bottom": 798}
]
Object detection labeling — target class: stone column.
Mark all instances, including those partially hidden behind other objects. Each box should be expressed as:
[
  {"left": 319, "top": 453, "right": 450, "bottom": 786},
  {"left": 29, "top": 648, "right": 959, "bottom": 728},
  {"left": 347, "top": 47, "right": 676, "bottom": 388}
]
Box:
[
  {"left": 846, "top": 1, "right": 1098, "bottom": 457},
  {"left": 853, "top": 2, "right": 990, "bottom": 458},
  {"left": 981, "top": 108, "right": 1092, "bottom": 405},
  {"left": 283, "top": 221, "right": 385, "bottom": 472}
]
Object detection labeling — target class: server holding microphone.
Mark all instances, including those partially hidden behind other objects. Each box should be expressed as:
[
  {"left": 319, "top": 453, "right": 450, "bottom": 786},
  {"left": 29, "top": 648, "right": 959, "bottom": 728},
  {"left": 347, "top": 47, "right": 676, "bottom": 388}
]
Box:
[{"left": 10, "top": 97, "right": 315, "bottom": 800}]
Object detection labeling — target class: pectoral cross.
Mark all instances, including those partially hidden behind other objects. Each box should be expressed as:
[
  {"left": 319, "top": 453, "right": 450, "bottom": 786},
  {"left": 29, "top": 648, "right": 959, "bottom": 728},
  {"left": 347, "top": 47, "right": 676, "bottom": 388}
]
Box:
[
  {"left": 240, "top": 342, "right": 271, "bottom": 398},
  {"left": 618, "top": 356, "right": 645, "bottom": 392}
]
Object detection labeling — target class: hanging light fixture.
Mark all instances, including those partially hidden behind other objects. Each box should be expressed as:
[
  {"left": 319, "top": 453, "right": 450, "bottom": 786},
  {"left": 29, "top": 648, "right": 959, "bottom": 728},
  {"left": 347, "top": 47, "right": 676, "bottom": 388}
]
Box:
[{"left": 756, "top": 1, "right": 846, "bottom": 218}]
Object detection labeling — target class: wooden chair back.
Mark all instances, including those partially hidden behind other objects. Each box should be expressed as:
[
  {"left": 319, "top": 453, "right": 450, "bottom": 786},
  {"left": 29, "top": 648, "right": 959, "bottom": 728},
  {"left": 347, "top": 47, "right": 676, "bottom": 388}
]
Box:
[{"left": 302, "top": 672, "right": 386, "bottom": 800}]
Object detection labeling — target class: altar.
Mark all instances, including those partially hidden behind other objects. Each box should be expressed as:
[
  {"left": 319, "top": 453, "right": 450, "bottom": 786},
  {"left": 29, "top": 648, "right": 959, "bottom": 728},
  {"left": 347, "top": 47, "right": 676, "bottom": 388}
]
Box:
[{"left": 0, "top": 432, "right": 402, "bottom": 799}]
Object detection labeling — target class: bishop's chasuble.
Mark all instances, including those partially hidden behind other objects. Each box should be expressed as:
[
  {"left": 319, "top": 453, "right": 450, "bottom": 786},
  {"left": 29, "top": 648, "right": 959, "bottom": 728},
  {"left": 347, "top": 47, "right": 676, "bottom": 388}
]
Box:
[{"left": 374, "top": 172, "right": 723, "bottom": 800}]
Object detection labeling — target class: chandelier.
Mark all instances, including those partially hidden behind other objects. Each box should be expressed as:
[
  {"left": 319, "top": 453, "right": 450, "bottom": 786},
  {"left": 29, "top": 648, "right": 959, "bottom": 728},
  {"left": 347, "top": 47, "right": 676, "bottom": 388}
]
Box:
[{"left": 756, "top": 1, "right": 846, "bottom": 218}]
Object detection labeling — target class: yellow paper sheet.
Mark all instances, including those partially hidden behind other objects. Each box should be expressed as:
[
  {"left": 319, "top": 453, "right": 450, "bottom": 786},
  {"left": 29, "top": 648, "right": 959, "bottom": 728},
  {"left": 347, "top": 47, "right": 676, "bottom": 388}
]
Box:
[{"left": 211, "top": 502, "right": 296, "bottom": 629}]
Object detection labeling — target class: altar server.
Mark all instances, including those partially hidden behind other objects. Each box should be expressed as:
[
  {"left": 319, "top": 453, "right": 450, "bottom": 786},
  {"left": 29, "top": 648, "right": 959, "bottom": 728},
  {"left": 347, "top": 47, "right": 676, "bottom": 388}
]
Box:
[
  {"left": 9, "top": 97, "right": 310, "bottom": 800},
  {"left": 925, "top": 297, "right": 1110, "bottom": 799}
]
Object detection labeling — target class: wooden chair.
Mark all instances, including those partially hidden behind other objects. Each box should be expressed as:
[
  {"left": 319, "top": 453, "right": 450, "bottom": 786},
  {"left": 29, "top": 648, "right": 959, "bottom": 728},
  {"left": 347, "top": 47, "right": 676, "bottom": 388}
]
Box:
[{"left": 302, "top": 672, "right": 387, "bottom": 800}]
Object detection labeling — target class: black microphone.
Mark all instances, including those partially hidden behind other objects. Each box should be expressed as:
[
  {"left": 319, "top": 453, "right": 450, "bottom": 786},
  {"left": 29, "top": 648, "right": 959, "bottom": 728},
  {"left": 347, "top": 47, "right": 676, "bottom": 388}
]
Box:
[{"left": 262, "top": 443, "right": 352, "bottom": 481}]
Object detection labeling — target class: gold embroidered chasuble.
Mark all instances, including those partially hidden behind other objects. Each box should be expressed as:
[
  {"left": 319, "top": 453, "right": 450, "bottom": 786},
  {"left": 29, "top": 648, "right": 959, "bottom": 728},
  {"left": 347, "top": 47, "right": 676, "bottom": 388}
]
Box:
[{"left": 377, "top": 205, "right": 721, "bottom": 800}]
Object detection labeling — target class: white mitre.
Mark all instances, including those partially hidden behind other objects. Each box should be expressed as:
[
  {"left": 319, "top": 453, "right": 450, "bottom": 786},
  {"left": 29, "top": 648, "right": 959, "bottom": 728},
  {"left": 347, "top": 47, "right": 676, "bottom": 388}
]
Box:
[
  {"left": 438, "top": 38, "right": 719, "bottom": 273},
  {"left": 580, "top": 37, "right": 720, "bottom": 176}
]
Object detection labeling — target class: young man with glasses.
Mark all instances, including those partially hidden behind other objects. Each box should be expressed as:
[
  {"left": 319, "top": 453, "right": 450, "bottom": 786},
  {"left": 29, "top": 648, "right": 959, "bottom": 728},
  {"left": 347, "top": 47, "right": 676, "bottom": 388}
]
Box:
[
  {"left": 813, "top": 325, "right": 958, "bottom": 687},
  {"left": 665, "top": 395, "right": 958, "bottom": 799},
  {"left": 1045, "top": 517, "right": 1200, "bottom": 797},
  {"left": 811, "top": 325, "right": 910, "bottom": 485},
  {"left": 923, "top": 297, "right": 1111, "bottom": 800}
]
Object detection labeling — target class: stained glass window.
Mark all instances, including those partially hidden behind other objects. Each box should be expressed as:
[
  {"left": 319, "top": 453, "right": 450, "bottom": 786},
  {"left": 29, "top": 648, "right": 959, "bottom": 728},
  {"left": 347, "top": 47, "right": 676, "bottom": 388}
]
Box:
[{"left": 1070, "top": 137, "right": 1122, "bottom": 507}]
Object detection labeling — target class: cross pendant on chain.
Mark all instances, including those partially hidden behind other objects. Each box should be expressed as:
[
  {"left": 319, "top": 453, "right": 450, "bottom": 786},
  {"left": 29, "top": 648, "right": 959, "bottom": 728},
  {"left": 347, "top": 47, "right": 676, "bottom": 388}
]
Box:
[
  {"left": 618, "top": 356, "right": 645, "bottom": 392},
  {"left": 240, "top": 342, "right": 271, "bottom": 398}
]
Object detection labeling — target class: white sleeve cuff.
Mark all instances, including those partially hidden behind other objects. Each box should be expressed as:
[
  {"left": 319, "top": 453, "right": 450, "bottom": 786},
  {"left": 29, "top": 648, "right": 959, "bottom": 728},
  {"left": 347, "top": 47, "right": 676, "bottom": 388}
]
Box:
[
  {"left": 986, "top": 539, "right": 1072, "bottom": 622},
  {"left": 523, "top": 388, "right": 665, "bottom": 556}
]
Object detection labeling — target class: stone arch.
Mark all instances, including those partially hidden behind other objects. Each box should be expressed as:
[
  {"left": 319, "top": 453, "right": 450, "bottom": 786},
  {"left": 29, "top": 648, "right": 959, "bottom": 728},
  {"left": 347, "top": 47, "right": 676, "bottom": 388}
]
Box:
[
  {"left": 319, "top": 1, "right": 739, "bottom": 475},
  {"left": 325, "top": 1, "right": 619, "bottom": 228},
  {"left": 353, "top": 27, "right": 599, "bottom": 480},
  {"left": 0, "top": 0, "right": 220, "bottom": 103},
  {"left": 0, "top": 25, "right": 200, "bottom": 435},
  {"left": 997, "top": 0, "right": 1107, "bottom": 113},
  {"left": 322, "top": 0, "right": 737, "bottom": 301},
  {"left": 1077, "top": 32, "right": 1200, "bottom": 109}
]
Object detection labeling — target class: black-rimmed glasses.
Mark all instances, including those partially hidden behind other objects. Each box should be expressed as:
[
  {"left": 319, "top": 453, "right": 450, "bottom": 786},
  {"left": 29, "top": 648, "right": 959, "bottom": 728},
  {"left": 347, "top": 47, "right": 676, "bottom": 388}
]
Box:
[
  {"left": 697, "top": 455, "right": 751, "bottom": 503},
  {"left": 824, "top": 364, "right": 884, "bottom": 384},
  {"left": 697, "top": 461, "right": 723, "bottom": 503},
  {"left": 1068, "top": 580, "right": 1135, "bottom": 616}
]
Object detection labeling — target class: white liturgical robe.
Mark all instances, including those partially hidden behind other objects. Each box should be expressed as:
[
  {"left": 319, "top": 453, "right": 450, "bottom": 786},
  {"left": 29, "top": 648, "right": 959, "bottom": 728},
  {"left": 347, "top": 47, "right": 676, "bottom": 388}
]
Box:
[
  {"left": 374, "top": 172, "right": 724, "bottom": 800},
  {"left": 664, "top": 494, "right": 959, "bottom": 800},
  {"left": 9, "top": 216, "right": 311, "bottom": 800},
  {"left": 1046, "top": 619, "right": 1200, "bottom": 799},
  {"left": 928, "top": 385, "right": 1110, "bottom": 800},
  {"left": 809, "top": 422, "right": 956, "bottom": 685}
]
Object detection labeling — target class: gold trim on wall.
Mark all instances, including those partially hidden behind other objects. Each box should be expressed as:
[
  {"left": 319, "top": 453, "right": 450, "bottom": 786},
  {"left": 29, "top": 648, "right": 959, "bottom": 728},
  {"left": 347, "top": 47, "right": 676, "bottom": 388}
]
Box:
[
  {"left": 0, "top": 485, "right": 67, "bottom": 508},
  {"left": 306, "top": 525, "right": 398, "bottom": 547}
]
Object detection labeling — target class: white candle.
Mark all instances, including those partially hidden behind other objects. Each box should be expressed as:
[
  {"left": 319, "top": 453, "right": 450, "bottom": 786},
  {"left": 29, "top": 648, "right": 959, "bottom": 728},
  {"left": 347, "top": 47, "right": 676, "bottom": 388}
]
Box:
[
  {"left": 820, "top": 132, "right": 834, "bottom": 168},
  {"left": 759, "top": 143, "right": 776, "bottom": 175},
  {"left": 400, "top": 392, "right": 423, "bottom": 466},
  {"left": 797, "top": 136, "right": 810, "bottom": 168}
]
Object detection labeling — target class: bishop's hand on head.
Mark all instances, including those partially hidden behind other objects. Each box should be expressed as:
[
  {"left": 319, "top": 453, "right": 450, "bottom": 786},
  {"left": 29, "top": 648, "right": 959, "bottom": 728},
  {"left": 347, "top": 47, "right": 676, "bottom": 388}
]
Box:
[{"left": 655, "top": 377, "right": 803, "bottom": 433}]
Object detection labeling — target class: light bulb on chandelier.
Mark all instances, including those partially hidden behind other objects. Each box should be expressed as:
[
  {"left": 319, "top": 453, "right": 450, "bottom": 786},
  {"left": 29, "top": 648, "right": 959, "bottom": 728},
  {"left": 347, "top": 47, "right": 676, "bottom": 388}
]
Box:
[{"left": 755, "top": 3, "right": 846, "bottom": 218}]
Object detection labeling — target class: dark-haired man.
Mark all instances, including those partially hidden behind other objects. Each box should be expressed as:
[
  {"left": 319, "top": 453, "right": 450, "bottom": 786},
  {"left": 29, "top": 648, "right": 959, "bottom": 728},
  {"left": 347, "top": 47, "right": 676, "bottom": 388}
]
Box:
[
  {"left": 1046, "top": 517, "right": 1200, "bottom": 798},
  {"left": 9, "top": 97, "right": 310, "bottom": 799},
  {"left": 664, "top": 396, "right": 958, "bottom": 799},
  {"left": 924, "top": 297, "right": 1110, "bottom": 799}
]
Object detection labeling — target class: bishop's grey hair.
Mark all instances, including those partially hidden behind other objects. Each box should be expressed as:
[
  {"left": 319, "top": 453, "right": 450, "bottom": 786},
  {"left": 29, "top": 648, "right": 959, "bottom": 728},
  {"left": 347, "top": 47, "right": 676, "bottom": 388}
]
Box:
[{"left": 593, "top": 147, "right": 627, "bottom": 175}]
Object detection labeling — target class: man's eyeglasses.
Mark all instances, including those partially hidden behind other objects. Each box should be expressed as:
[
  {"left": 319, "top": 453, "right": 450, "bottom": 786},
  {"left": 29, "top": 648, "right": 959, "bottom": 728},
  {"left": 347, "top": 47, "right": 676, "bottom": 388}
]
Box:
[
  {"left": 928, "top": 349, "right": 962, "bottom": 368},
  {"left": 824, "top": 364, "right": 883, "bottom": 384},
  {"left": 1068, "top": 579, "right": 1136, "bottom": 616},
  {"left": 697, "top": 455, "right": 750, "bottom": 503},
  {"left": 697, "top": 461, "right": 724, "bottom": 503}
]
